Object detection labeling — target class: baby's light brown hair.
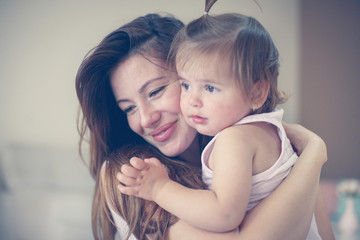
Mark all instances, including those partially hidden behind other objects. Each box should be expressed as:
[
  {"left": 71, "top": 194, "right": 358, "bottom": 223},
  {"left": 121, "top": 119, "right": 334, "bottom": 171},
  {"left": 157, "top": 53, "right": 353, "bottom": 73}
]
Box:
[{"left": 169, "top": 0, "right": 288, "bottom": 114}]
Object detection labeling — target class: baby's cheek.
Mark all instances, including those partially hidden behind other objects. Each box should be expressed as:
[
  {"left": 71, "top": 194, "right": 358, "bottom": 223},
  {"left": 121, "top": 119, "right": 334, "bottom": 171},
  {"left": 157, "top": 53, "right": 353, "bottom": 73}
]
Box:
[{"left": 180, "top": 95, "right": 188, "bottom": 114}]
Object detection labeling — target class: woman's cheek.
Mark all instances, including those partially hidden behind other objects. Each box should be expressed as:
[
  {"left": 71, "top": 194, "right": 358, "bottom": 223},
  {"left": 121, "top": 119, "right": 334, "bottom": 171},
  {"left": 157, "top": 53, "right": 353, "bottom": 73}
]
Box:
[
  {"left": 127, "top": 114, "right": 142, "bottom": 135},
  {"left": 164, "top": 83, "right": 182, "bottom": 111}
]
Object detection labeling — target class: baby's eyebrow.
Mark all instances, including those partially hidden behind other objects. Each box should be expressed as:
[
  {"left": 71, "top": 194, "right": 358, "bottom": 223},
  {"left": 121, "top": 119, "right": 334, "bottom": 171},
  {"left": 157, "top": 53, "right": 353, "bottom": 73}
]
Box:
[{"left": 177, "top": 74, "right": 186, "bottom": 81}]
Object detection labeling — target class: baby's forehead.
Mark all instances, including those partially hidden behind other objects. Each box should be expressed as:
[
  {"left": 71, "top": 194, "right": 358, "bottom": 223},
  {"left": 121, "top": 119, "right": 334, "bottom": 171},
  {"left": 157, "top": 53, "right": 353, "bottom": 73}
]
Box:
[
  {"left": 176, "top": 47, "right": 230, "bottom": 70},
  {"left": 177, "top": 55, "right": 237, "bottom": 85}
]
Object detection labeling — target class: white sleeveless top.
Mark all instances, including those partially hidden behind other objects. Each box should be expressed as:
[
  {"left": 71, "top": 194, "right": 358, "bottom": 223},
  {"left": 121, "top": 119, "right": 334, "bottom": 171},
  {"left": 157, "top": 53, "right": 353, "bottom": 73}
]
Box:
[{"left": 201, "top": 109, "right": 321, "bottom": 239}]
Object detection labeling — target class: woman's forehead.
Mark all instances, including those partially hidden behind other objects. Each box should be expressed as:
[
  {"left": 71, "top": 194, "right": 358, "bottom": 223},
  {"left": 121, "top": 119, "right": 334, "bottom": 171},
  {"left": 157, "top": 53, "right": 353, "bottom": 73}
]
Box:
[
  {"left": 112, "top": 54, "right": 167, "bottom": 83},
  {"left": 110, "top": 54, "right": 174, "bottom": 97}
]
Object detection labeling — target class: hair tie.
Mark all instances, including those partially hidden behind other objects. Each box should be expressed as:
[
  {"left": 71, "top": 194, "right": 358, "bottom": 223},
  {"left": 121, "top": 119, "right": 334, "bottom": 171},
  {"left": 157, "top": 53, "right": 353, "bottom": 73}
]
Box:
[{"left": 204, "top": 11, "right": 208, "bottom": 15}]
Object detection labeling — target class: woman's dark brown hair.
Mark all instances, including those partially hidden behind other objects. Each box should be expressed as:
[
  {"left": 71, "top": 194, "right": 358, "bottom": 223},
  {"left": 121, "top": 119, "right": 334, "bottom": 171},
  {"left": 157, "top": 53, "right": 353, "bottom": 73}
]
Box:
[
  {"left": 100, "top": 144, "right": 205, "bottom": 239},
  {"left": 76, "top": 13, "right": 208, "bottom": 239}
]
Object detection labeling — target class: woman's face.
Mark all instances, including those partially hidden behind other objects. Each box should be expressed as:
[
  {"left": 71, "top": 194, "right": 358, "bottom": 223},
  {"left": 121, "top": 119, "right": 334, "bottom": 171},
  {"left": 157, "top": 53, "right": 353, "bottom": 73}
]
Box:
[{"left": 110, "top": 54, "right": 197, "bottom": 157}]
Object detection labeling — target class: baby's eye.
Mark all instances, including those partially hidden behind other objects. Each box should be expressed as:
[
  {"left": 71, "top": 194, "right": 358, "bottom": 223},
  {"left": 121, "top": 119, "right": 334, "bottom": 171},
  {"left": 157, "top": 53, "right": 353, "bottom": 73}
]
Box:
[
  {"left": 205, "top": 85, "right": 219, "bottom": 93},
  {"left": 149, "top": 86, "right": 166, "bottom": 98},
  {"left": 180, "top": 82, "right": 191, "bottom": 91}
]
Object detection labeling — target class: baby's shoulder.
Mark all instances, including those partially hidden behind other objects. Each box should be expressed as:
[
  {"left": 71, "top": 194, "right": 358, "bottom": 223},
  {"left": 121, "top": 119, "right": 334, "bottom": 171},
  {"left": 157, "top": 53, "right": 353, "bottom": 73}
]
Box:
[
  {"left": 220, "top": 122, "right": 263, "bottom": 136},
  {"left": 216, "top": 124, "right": 255, "bottom": 145}
]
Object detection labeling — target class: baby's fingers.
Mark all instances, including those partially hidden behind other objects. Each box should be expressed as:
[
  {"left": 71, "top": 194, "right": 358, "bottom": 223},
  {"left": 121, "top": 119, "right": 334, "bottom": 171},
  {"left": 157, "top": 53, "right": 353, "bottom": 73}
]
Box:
[
  {"left": 144, "top": 157, "right": 162, "bottom": 166},
  {"left": 129, "top": 157, "right": 148, "bottom": 170},
  {"left": 116, "top": 172, "right": 138, "bottom": 186},
  {"left": 117, "top": 183, "right": 139, "bottom": 197},
  {"left": 121, "top": 163, "right": 142, "bottom": 178}
]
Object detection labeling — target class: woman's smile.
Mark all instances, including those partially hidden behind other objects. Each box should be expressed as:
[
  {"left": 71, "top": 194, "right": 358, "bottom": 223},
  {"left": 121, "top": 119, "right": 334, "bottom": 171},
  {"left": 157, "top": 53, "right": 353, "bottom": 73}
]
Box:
[{"left": 149, "top": 120, "right": 178, "bottom": 142}]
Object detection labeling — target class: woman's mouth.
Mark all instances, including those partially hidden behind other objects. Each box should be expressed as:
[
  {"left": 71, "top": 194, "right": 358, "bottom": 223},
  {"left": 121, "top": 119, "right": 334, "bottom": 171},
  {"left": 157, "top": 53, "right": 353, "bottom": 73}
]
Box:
[{"left": 150, "top": 121, "right": 177, "bottom": 142}]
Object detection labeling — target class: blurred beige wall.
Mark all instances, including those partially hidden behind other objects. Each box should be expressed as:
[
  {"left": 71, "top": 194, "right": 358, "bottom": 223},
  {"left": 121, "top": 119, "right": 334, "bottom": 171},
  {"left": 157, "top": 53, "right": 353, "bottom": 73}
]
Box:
[
  {"left": 300, "top": 0, "right": 360, "bottom": 179},
  {"left": 0, "top": 0, "right": 300, "bottom": 148}
]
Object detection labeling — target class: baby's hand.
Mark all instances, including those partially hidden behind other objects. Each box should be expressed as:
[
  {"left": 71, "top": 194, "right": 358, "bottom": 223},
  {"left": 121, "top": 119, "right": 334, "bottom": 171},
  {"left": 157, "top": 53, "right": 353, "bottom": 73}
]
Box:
[{"left": 117, "top": 156, "right": 170, "bottom": 201}]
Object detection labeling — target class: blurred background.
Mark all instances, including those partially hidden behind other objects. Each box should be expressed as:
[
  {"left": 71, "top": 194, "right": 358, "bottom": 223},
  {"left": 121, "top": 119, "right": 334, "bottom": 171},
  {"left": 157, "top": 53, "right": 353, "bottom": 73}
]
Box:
[{"left": 0, "top": 0, "right": 359, "bottom": 239}]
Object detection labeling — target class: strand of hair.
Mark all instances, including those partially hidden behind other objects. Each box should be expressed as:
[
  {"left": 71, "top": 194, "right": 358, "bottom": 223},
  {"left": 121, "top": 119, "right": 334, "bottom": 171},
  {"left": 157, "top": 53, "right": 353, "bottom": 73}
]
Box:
[{"left": 205, "top": 0, "right": 218, "bottom": 13}]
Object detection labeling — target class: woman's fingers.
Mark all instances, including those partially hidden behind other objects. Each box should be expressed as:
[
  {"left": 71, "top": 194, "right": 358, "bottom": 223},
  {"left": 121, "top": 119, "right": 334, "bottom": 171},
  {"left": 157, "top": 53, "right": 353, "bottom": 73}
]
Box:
[{"left": 283, "top": 122, "right": 327, "bottom": 165}]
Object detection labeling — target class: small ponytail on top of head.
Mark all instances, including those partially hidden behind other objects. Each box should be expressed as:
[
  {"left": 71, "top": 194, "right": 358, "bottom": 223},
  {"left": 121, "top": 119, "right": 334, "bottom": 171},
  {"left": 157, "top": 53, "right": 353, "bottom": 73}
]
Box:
[{"left": 204, "top": 0, "right": 218, "bottom": 15}]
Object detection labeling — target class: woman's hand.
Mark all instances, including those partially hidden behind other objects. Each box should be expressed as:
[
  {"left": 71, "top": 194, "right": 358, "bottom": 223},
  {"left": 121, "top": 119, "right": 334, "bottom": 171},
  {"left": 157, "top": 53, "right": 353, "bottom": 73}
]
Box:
[{"left": 283, "top": 122, "right": 327, "bottom": 165}]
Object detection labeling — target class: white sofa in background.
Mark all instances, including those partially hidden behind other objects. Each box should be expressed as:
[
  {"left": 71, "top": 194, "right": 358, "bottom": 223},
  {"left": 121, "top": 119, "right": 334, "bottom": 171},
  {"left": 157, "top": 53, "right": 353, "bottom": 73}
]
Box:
[{"left": 0, "top": 143, "right": 94, "bottom": 240}]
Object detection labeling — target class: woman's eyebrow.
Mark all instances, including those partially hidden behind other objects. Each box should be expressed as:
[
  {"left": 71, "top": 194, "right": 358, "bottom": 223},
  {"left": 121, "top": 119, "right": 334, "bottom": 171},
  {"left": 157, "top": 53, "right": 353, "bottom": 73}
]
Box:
[
  {"left": 116, "top": 98, "right": 130, "bottom": 104},
  {"left": 138, "top": 76, "right": 166, "bottom": 93}
]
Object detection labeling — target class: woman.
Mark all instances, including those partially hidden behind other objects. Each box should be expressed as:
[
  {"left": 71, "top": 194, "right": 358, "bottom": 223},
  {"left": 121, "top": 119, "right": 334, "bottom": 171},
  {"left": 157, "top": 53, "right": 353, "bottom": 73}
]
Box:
[{"left": 76, "top": 13, "right": 332, "bottom": 239}]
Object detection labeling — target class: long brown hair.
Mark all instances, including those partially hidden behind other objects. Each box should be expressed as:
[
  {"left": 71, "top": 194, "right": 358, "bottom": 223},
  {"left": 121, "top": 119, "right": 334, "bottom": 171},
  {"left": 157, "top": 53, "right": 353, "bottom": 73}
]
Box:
[
  {"left": 75, "top": 13, "right": 205, "bottom": 239},
  {"left": 100, "top": 144, "right": 206, "bottom": 239}
]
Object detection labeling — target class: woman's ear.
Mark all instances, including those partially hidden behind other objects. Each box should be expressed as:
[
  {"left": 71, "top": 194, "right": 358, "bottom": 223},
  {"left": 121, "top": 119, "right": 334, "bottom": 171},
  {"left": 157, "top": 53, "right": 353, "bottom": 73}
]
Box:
[{"left": 250, "top": 80, "right": 270, "bottom": 110}]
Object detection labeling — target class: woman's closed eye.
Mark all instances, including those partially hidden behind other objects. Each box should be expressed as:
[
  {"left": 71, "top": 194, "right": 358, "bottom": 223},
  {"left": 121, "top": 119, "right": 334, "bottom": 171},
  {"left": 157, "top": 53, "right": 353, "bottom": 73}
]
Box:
[
  {"left": 149, "top": 86, "right": 166, "bottom": 98},
  {"left": 123, "top": 105, "right": 136, "bottom": 114}
]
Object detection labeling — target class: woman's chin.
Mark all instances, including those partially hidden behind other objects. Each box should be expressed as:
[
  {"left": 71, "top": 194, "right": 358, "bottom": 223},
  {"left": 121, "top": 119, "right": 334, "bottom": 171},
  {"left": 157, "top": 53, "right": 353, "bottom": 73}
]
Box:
[{"left": 157, "top": 147, "right": 182, "bottom": 157}]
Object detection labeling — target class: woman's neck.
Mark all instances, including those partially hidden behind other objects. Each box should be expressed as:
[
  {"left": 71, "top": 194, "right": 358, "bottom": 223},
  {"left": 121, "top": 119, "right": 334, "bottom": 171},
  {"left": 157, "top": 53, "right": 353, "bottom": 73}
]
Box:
[{"left": 178, "top": 134, "right": 202, "bottom": 168}]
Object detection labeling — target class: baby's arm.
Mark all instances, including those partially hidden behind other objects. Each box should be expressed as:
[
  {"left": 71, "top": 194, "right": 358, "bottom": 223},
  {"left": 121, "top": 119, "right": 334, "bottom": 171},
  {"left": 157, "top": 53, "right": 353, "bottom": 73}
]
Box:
[
  {"left": 117, "top": 126, "right": 254, "bottom": 233},
  {"left": 117, "top": 156, "right": 239, "bottom": 232},
  {"left": 117, "top": 157, "right": 233, "bottom": 232}
]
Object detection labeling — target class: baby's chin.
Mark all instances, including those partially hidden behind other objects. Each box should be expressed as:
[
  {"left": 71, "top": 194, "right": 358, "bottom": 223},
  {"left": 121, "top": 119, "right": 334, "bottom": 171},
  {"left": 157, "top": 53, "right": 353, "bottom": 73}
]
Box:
[{"left": 195, "top": 128, "right": 218, "bottom": 137}]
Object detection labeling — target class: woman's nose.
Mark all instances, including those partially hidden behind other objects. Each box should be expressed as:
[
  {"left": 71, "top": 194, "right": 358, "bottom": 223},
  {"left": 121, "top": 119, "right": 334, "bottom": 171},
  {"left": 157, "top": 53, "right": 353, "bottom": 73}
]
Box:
[{"left": 139, "top": 105, "right": 161, "bottom": 128}]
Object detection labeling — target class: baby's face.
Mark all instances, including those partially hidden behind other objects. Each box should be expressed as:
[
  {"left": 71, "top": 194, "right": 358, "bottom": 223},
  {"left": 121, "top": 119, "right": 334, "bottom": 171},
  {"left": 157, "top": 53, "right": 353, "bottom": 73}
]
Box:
[{"left": 177, "top": 53, "right": 252, "bottom": 136}]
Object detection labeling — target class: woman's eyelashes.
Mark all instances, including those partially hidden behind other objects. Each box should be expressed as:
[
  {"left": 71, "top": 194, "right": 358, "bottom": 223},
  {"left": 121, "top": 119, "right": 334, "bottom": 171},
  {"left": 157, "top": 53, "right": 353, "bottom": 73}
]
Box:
[
  {"left": 120, "top": 85, "right": 167, "bottom": 114},
  {"left": 148, "top": 85, "right": 166, "bottom": 98},
  {"left": 123, "top": 105, "right": 136, "bottom": 114}
]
